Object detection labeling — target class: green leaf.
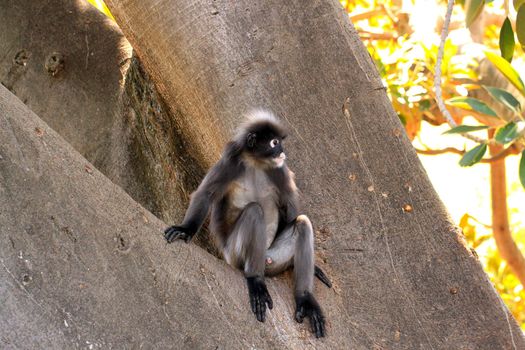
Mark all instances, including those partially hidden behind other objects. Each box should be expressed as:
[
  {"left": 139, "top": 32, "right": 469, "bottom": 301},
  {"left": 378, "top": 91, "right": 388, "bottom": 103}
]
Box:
[
  {"left": 465, "top": 0, "right": 485, "bottom": 27},
  {"left": 485, "top": 51, "right": 525, "bottom": 97},
  {"left": 519, "top": 151, "right": 525, "bottom": 188},
  {"left": 446, "top": 97, "right": 498, "bottom": 117},
  {"left": 397, "top": 113, "right": 407, "bottom": 126},
  {"left": 515, "top": 0, "right": 525, "bottom": 10},
  {"left": 418, "top": 99, "right": 431, "bottom": 111},
  {"left": 483, "top": 86, "right": 521, "bottom": 113},
  {"left": 495, "top": 122, "right": 519, "bottom": 144},
  {"left": 459, "top": 144, "right": 487, "bottom": 167},
  {"left": 443, "top": 125, "right": 489, "bottom": 134},
  {"left": 517, "top": 6, "right": 525, "bottom": 47},
  {"left": 500, "top": 17, "right": 515, "bottom": 63}
]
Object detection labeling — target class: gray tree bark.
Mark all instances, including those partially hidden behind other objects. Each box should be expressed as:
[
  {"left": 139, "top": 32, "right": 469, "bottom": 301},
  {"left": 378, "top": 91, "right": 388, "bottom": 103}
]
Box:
[
  {"left": 0, "top": 0, "right": 128, "bottom": 166},
  {"left": 0, "top": 84, "right": 290, "bottom": 349},
  {"left": 102, "top": 0, "right": 525, "bottom": 348},
  {"left": 0, "top": 0, "right": 206, "bottom": 230},
  {"left": 0, "top": 0, "right": 524, "bottom": 348}
]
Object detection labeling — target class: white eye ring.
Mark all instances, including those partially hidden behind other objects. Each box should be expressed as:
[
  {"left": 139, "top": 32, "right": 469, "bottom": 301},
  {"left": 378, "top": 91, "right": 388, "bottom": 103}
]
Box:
[{"left": 270, "top": 139, "right": 279, "bottom": 148}]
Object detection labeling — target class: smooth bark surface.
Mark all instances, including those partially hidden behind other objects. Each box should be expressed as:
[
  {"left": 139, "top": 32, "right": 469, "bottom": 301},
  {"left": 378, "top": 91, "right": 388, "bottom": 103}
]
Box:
[
  {"left": 102, "top": 0, "right": 524, "bottom": 348},
  {"left": 0, "top": 0, "right": 523, "bottom": 348},
  {"left": 0, "top": 0, "right": 203, "bottom": 227},
  {"left": 0, "top": 84, "right": 299, "bottom": 349},
  {"left": 0, "top": 0, "right": 129, "bottom": 166}
]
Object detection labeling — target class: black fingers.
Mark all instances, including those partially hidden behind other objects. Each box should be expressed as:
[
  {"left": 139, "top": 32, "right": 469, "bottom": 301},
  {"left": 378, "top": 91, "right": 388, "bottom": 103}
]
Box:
[
  {"left": 295, "top": 305, "right": 305, "bottom": 323},
  {"left": 314, "top": 265, "right": 332, "bottom": 288},
  {"left": 266, "top": 289, "right": 273, "bottom": 310},
  {"left": 246, "top": 276, "right": 273, "bottom": 322},
  {"left": 294, "top": 292, "right": 326, "bottom": 338},
  {"left": 163, "top": 225, "right": 193, "bottom": 243},
  {"left": 310, "top": 307, "right": 326, "bottom": 338}
]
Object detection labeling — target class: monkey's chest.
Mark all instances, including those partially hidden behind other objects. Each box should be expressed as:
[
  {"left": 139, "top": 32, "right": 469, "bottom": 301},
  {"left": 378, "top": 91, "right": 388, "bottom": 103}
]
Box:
[{"left": 229, "top": 171, "right": 279, "bottom": 248}]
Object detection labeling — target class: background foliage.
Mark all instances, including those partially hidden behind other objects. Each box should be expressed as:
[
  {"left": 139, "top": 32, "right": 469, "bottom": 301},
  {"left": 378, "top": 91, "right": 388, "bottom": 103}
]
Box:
[{"left": 342, "top": 0, "right": 525, "bottom": 329}]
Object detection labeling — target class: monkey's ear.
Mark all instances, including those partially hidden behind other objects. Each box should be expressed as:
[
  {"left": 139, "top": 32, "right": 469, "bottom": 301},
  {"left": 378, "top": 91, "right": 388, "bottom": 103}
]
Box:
[{"left": 247, "top": 132, "right": 257, "bottom": 148}]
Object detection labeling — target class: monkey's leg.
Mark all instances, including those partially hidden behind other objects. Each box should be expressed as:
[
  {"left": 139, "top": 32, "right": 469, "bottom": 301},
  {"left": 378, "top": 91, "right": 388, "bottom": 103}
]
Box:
[
  {"left": 265, "top": 215, "right": 314, "bottom": 291},
  {"left": 265, "top": 215, "right": 326, "bottom": 338},
  {"left": 223, "top": 202, "right": 273, "bottom": 322},
  {"left": 265, "top": 228, "right": 331, "bottom": 287}
]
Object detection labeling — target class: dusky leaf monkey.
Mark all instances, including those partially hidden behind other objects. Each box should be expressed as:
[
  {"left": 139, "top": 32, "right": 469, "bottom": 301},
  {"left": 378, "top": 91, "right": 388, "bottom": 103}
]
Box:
[{"left": 164, "top": 111, "right": 330, "bottom": 338}]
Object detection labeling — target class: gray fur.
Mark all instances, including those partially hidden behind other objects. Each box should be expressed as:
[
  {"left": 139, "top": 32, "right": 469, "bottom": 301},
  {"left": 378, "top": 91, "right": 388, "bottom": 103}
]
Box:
[
  {"left": 174, "top": 115, "right": 315, "bottom": 289},
  {"left": 293, "top": 215, "right": 315, "bottom": 295},
  {"left": 223, "top": 202, "right": 267, "bottom": 276},
  {"left": 265, "top": 215, "right": 314, "bottom": 295},
  {"left": 228, "top": 164, "right": 280, "bottom": 249},
  {"left": 165, "top": 113, "right": 325, "bottom": 334}
]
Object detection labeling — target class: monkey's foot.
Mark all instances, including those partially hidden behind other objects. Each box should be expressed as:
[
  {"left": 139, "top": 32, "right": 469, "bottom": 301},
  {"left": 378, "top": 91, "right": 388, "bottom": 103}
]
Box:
[
  {"left": 246, "top": 276, "right": 273, "bottom": 322},
  {"left": 295, "top": 292, "right": 326, "bottom": 338},
  {"left": 164, "top": 225, "right": 193, "bottom": 243}
]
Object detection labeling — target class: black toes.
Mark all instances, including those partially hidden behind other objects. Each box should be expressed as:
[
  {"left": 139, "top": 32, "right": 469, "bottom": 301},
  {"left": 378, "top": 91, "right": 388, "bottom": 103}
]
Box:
[
  {"left": 256, "top": 298, "right": 265, "bottom": 322},
  {"left": 163, "top": 226, "right": 192, "bottom": 243},
  {"left": 251, "top": 292, "right": 266, "bottom": 322},
  {"left": 164, "top": 226, "right": 177, "bottom": 243},
  {"left": 314, "top": 265, "right": 332, "bottom": 288},
  {"left": 295, "top": 292, "right": 326, "bottom": 338},
  {"left": 295, "top": 306, "right": 305, "bottom": 323},
  {"left": 183, "top": 234, "right": 191, "bottom": 243},
  {"left": 266, "top": 292, "right": 273, "bottom": 310},
  {"left": 311, "top": 312, "right": 325, "bottom": 338},
  {"left": 246, "top": 276, "right": 272, "bottom": 323}
]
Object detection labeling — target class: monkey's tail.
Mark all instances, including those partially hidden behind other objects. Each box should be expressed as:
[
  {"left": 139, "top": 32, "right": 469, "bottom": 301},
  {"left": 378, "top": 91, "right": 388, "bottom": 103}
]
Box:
[{"left": 314, "top": 265, "right": 332, "bottom": 288}]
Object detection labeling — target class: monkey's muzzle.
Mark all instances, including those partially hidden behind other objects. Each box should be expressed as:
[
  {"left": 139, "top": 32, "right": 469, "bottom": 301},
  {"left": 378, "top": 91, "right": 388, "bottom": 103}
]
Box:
[{"left": 273, "top": 152, "right": 286, "bottom": 167}]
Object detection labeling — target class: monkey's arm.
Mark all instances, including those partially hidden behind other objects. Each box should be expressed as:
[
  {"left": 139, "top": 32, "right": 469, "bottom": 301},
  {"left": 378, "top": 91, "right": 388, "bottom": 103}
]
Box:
[
  {"left": 164, "top": 188, "right": 211, "bottom": 242},
  {"left": 165, "top": 158, "right": 238, "bottom": 243},
  {"left": 285, "top": 198, "right": 299, "bottom": 224}
]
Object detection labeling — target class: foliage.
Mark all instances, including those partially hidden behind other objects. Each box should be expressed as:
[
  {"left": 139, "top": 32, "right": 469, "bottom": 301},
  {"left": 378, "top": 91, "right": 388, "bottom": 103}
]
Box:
[
  {"left": 345, "top": 0, "right": 525, "bottom": 175},
  {"left": 86, "top": 0, "right": 114, "bottom": 20},
  {"left": 459, "top": 143, "right": 488, "bottom": 166},
  {"left": 343, "top": 0, "right": 525, "bottom": 329},
  {"left": 460, "top": 214, "right": 525, "bottom": 328},
  {"left": 500, "top": 17, "right": 515, "bottom": 62},
  {"left": 521, "top": 150, "right": 525, "bottom": 187}
]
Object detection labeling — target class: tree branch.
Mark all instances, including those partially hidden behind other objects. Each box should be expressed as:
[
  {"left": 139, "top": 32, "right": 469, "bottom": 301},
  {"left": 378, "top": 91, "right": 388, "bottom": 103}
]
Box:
[
  {"left": 434, "top": 0, "right": 488, "bottom": 144},
  {"left": 415, "top": 144, "right": 519, "bottom": 163},
  {"left": 349, "top": 9, "right": 385, "bottom": 22},
  {"left": 488, "top": 130, "right": 525, "bottom": 287},
  {"left": 415, "top": 147, "right": 465, "bottom": 156},
  {"left": 357, "top": 30, "right": 398, "bottom": 40}
]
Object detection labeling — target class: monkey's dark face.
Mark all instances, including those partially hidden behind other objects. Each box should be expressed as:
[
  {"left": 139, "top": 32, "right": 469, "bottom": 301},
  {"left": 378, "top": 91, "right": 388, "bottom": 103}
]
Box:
[{"left": 245, "top": 123, "right": 287, "bottom": 168}]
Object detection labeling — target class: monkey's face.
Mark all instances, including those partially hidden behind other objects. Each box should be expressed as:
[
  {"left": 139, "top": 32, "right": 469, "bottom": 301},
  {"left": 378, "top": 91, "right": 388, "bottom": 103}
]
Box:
[{"left": 246, "top": 130, "right": 286, "bottom": 168}]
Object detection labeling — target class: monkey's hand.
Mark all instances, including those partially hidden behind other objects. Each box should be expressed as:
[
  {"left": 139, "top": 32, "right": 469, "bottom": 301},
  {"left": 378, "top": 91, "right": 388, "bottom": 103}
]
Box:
[
  {"left": 295, "top": 292, "right": 326, "bottom": 338},
  {"left": 164, "top": 225, "right": 194, "bottom": 243},
  {"left": 246, "top": 276, "right": 273, "bottom": 322}
]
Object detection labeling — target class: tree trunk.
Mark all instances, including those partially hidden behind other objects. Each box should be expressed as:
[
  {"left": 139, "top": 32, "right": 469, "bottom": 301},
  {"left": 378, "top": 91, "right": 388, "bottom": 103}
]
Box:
[
  {"left": 0, "top": 0, "right": 129, "bottom": 166},
  {"left": 0, "top": 0, "right": 207, "bottom": 233},
  {"left": 0, "top": 84, "right": 294, "bottom": 349},
  {"left": 100, "top": 0, "right": 523, "bottom": 348},
  {"left": 0, "top": 0, "right": 523, "bottom": 348}
]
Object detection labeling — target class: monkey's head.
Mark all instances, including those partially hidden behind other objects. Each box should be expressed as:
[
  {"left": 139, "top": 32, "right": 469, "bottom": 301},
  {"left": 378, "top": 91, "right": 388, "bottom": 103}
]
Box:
[{"left": 238, "top": 111, "right": 288, "bottom": 168}]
